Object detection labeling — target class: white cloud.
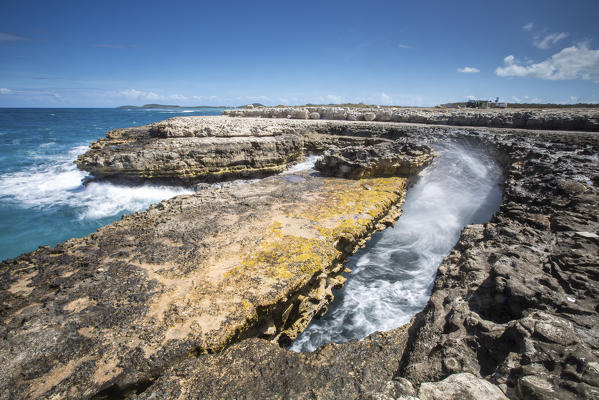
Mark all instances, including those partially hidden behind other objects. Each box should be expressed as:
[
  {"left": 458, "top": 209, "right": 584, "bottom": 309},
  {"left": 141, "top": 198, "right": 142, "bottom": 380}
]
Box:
[
  {"left": 119, "top": 88, "right": 162, "bottom": 101},
  {"left": 534, "top": 32, "right": 569, "bottom": 49},
  {"left": 523, "top": 22, "right": 534, "bottom": 31},
  {"left": 457, "top": 67, "right": 480, "bottom": 73},
  {"left": 0, "top": 32, "right": 24, "bottom": 41},
  {"left": 495, "top": 44, "right": 599, "bottom": 82},
  {"left": 398, "top": 44, "right": 411, "bottom": 49},
  {"left": 0, "top": 88, "right": 12, "bottom": 94},
  {"left": 168, "top": 93, "right": 188, "bottom": 101}
]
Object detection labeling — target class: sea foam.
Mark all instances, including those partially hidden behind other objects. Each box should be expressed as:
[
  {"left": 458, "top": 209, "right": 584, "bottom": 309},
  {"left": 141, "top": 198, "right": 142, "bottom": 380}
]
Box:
[{"left": 0, "top": 145, "right": 194, "bottom": 221}]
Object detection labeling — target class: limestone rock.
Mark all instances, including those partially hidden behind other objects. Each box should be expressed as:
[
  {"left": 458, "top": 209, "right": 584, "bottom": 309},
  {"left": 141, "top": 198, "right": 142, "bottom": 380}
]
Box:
[
  {"left": 364, "top": 112, "right": 376, "bottom": 121},
  {"left": 418, "top": 373, "right": 508, "bottom": 400},
  {"left": 3, "top": 114, "right": 599, "bottom": 399},
  {"left": 315, "top": 141, "right": 434, "bottom": 179},
  {"left": 76, "top": 117, "right": 309, "bottom": 182}
]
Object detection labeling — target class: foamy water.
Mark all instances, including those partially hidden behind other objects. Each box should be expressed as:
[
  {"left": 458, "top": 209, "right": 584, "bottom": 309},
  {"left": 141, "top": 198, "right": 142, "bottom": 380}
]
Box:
[
  {"left": 0, "top": 146, "right": 194, "bottom": 221},
  {"left": 283, "top": 154, "right": 322, "bottom": 174},
  {"left": 290, "top": 141, "right": 503, "bottom": 352}
]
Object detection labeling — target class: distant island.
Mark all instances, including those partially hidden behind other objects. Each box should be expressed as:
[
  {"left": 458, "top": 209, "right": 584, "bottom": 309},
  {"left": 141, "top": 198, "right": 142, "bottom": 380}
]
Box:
[{"left": 117, "top": 104, "right": 232, "bottom": 109}]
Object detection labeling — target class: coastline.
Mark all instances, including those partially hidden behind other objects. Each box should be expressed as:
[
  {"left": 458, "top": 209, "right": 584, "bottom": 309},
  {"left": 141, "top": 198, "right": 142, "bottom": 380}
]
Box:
[{"left": 1, "top": 109, "right": 598, "bottom": 399}]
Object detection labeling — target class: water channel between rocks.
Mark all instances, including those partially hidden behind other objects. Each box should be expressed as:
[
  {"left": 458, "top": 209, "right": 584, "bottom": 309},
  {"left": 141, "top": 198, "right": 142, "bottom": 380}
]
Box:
[{"left": 290, "top": 140, "right": 504, "bottom": 352}]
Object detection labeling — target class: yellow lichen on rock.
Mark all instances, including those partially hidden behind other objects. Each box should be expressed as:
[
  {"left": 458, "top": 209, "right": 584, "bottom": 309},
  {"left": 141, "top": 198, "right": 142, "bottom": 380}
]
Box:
[{"left": 232, "top": 176, "right": 407, "bottom": 284}]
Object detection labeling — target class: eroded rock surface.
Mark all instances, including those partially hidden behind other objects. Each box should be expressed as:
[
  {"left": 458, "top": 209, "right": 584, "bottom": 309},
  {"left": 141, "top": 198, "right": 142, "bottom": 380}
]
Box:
[
  {"left": 75, "top": 116, "right": 432, "bottom": 183},
  {"left": 75, "top": 117, "right": 306, "bottom": 182},
  {"left": 316, "top": 141, "right": 434, "bottom": 179},
  {"left": 0, "top": 165, "right": 415, "bottom": 399}
]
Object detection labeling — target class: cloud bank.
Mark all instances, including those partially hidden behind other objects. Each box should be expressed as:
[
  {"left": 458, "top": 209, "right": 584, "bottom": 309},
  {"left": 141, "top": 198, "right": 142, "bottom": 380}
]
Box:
[{"left": 496, "top": 44, "right": 599, "bottom": 82}]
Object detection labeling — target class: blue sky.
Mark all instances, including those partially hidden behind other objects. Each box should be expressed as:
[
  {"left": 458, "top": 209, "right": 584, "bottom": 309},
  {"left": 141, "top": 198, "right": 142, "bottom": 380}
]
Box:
[{"left": 1, "top": 0, "right": 598, "bottom": 107}]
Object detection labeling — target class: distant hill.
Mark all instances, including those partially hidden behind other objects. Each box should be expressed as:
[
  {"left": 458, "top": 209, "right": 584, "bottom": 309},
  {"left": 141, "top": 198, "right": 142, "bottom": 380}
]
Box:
[{"left": 117, "top": 104, "right": 230, "bottom": 109}]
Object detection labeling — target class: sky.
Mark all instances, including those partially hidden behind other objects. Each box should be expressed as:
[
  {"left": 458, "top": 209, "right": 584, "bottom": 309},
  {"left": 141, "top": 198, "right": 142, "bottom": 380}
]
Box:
[{"left": 1, "top": 0, "right": 598, "bottom": 107}]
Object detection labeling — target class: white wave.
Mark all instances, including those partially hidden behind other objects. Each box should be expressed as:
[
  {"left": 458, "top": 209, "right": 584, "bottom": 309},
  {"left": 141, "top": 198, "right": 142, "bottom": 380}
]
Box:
[
  {"left": 283, "top": 155, "right": 322, "bottom": 174},
  {"left": 291, "top": 141, "right": 504, "bottom": 352},
  {"left": 0, "top": 145, "right": 194, "bottom": 220}
]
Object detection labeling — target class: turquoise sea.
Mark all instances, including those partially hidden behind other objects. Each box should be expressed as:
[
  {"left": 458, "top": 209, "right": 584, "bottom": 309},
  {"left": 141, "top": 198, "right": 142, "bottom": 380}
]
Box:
[{"left": 0, "top": 107, "right": 226, "bottom": 261}]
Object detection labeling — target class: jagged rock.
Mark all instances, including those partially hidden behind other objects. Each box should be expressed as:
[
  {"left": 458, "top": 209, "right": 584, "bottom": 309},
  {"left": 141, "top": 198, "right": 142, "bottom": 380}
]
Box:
[
  {"left": 75, "top": 117, "right": 308, "bottom": 182},
  {"left": 364, "top": 111, "right": 376, "bottom": 121},
  {"left": 315, "top": 141, "right": 434, "bottom": 179},
  {"left": 418, "top": 373, "right": 508, "bottom": 400},
  {"left": 136, "top": 124, "right": 598, "bottom": 399},
  {"left": 75, "top": 117, "right": 431, "bottom": 183}
]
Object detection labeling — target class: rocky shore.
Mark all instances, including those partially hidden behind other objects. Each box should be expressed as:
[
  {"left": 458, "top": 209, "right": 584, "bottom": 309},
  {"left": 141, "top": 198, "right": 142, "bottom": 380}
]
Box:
[
  {"left": 1, "top": 110, "right": 598, "bottom": 399},
  {"left": 226, "top": 106, "right": 599, "bottom": 132}
]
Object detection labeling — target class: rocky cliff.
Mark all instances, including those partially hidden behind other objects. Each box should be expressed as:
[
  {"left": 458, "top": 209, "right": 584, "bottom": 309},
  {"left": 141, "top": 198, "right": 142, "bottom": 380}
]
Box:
[{"left": 226, "top": 106, "right": 599, "bottom": 132}]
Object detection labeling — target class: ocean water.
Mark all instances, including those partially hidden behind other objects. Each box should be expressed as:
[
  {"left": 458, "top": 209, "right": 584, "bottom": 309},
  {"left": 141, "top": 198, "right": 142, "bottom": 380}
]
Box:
[
  {"left": 0, "top": 107, "right": 226, "bottom": 261},
  {"left": 291, "top": 141, "right": 504, "bottom": 352}
]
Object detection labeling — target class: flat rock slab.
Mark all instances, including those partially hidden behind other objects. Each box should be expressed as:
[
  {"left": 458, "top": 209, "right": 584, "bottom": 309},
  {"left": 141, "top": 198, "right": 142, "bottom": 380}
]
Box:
[{"left": 0, "top": 170, "right": 408, "bottom": 399}]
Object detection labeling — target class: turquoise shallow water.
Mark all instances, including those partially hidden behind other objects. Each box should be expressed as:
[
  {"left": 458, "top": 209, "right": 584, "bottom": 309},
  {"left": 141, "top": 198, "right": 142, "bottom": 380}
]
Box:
[{"left": 0, "top": 107, "right": 226, "bottom": 261}]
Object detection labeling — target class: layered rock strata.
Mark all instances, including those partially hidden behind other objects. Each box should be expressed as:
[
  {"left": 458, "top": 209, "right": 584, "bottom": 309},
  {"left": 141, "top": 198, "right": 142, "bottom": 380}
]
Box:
[
  {"left": 0, "top": 157, "right": 431, "bottom": 398},
  {"left": 75, "top": 116, "right": 423, "bottom": 183},
  {"left": 135, "top": 127, "right": 598, "bottom": 400},
  {"left": 75, "top": 117, "right": 306, "bottom": 182},
  {"left": 226, "top": 106, "right": 599, "bottom": 132},
  {"left": 315, "top": 141, "right": 434, "bottom": 179}
]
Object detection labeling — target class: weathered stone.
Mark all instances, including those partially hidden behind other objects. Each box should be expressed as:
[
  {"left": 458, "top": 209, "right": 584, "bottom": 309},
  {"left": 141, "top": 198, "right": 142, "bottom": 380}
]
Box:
[
  {"left": 418, "top": 373, "right": 508, "bottom": 400},
  {"left": 76, "top": 117, "right": 307, "bottom": 182},
  {"left": 364, "top": 111, "right": 376, "bottom": 121},
  {"left": 315, "top": 141, "right": 434, "bottom": 179}
]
